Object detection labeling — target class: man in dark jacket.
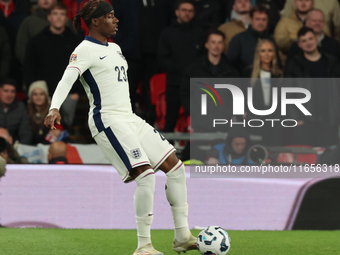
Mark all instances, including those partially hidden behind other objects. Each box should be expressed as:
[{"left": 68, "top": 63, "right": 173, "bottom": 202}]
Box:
[
  {"left": 287, "top": 9, "right": 340, "bottom": 62},
  {"left": 24, "top": 2, "right": 81, "bottom": 128},
  {"left": 158, "top": 0, "right": 206, "bottom": 132},
  {"left": 0, "top": 79, "right": 32, "bottom": 144},
  {"left": 226, "top": 4, "right": 280, "bottom": 73},
  {"left": 24, "top": 2, "right": 81, "bottom": 96},
  {"left": 16, "top": 0, "right": 74, "bottom": 64},
  {"left": 285, "top": 27, "right": 340, "bottom": 78},
  {"left": 180, "top": 29, "right": 239, "bottom": 161},
  {"left": 284, "top": 27, "right": 340, "bottom": 147},
  {"left": 180, "top": 29, "right": 239, "bottom": 128}
]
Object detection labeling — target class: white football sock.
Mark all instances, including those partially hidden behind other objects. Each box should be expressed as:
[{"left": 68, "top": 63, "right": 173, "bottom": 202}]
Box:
[
  {"left": 165, "top": 161, "right": 191, "bottom": 243},
  {"left": 134, "top": 169, "right": 155, "bottom": 249}
]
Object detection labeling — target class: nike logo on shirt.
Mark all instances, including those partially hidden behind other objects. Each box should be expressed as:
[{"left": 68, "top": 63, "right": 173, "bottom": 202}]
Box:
[{"left": 99, "top": 56, "right": 107, "bottom": 60}]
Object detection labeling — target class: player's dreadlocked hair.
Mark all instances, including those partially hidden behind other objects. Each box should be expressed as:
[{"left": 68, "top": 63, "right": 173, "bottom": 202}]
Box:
[{"left": 73, "top": 0, "right": 102, "bottom": 31}]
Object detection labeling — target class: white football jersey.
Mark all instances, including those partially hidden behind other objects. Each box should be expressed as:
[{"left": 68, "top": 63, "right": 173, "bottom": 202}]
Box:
[{"left": 67, "top": 36, "right": 134, "bottom": 136}]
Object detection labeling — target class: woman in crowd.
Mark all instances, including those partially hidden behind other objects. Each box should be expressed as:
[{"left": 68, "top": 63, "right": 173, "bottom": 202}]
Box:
[
  {"left": 28, "top": 81, "right": 72, "bottom": 144},
  {"left": 243, "top": 39, "right": 282, "bottom": 79},
  {"left": 27, "top": 81, "right": 51, "bottom": 145},
  {"left": 242, "top": 40, "right": 283, "bottom": 146}
]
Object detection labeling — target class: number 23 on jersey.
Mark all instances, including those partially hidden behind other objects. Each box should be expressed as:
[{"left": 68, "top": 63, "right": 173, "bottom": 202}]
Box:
[{"left": 115, "top": 66, "right": 127, "bottom": 82}]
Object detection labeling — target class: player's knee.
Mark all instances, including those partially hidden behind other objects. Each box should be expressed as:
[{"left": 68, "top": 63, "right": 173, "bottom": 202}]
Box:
[
  {"left": 130, "top": 164, "right": 152, "bottom": 180},
  {"left": 159, "top": 152, "right": 180, "bottom": 173},
  {"left": 166, "top": 160, "right": 185, "bottom": 179},
  {"left": 133, "top": 167, "right": 155, "bottom": 187}
]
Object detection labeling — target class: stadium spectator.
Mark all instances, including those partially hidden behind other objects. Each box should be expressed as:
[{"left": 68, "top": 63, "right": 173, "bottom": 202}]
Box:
[
  {"left": 282, "top": 0, "right": 340, "bottom": 41},
  {"left": 243, "top": 40, "right": 283, "bottom": 78},
  {"left": 23, "top": 2, "right": 81, "bottom": 129},
  {"left": 27, "top": 81, "right": 51, "bottom": 145},
  {"left": 285, "top": 27, "right": 340, "bottom": 78},
  {"left": 284, "top": 27, "right": 340, "bottom": 147},
  {"left": 226, "top": 4, "right": 280, "bottom": 73},
  {"left": 0, "top": 79, "right": 31, "bottom": 144},
  {"left": 158, "top": 0, "right": 206, "bottom": 132},
  {"left": 275, "top": 0, "right": 331, "bottom": 57},
  {"left": 16, "top": 0, "right": 75, "bottom": 64},
  {"left": 0, "top": 0, "right": 29, "bottom": 46},
  {"left": 242, "top": 40, "right": 283, "bottom": 146},
  {"left": 287, "top": 9, "right": 340, "bottom": 61},
  {"left": 180, "top": 29, "right": 238, "bottom": 162},
  {"left": 0, "top": 127, "right": 28, "bottom": 163},
  {"left": 48, "top": 141, "right": 68, "bottom": 164},
  {"left": 222, "top": 0, "right": 283, "bottom": 34},
  {"left": 218, "top": 0, "right": 251, "bottom": 53},
  {"left": 207, "top": 127, "right": 254, "bottom": 165},
  {"left": 111, "top": 0, "right": 163, "bottom": 124},
  {"left": 0, "top": 25, "right": 11, "bottom": 80},
  {"left": 180, "top": 29, "right": 239, "bottom": 122},
  {"left": 193, "top": 0, "right": 223, "bottom": 30}
]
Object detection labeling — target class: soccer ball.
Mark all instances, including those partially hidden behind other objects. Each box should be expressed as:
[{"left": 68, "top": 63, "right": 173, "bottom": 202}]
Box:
[{"left": 197, "top": 226, "right": 231, "bottom": 255}]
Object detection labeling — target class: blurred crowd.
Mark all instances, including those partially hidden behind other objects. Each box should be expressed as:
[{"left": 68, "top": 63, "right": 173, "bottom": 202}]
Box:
[{"left": 1, "top": 0, "right": 340, "bottom": 164}]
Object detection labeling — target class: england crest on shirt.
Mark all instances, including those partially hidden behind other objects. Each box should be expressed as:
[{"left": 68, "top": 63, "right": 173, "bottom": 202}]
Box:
[{"left": 131, "top": 148, "right": 142, "bottom": 159}]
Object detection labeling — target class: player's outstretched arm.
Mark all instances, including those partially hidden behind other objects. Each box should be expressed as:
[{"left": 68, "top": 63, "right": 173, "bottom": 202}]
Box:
[
  {"left": 44, "top": 68, "right": 79, "bottom": 129},
  {"left": 44, "top": 108, "right": 62, "bottom": 130}
]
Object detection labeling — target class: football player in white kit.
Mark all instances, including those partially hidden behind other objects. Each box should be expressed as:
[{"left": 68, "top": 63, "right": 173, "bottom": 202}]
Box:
[{"left": 44, "top": 0, "right": 197, "bottom": 254}]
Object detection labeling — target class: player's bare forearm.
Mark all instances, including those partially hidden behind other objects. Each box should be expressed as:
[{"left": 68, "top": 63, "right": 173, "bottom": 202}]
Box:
[{"left": 44, "top": 108, "right": 62, "bottom": 130}]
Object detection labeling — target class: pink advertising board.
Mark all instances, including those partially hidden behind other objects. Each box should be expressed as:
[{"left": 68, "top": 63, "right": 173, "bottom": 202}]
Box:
[{"left": 0, "top": 165, "right": 327, "bottom": 230}]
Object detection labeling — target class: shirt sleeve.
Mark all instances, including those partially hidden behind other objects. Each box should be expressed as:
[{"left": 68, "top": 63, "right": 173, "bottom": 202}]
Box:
[
  {"left": 49, "top": 68, "right": 79, "bottom": 110},
  {"left": 50, "top": 44, "right": 92, "bottom": 110},
  {"left": 66, "top": 44, "right": 92, "bottom": 76}
]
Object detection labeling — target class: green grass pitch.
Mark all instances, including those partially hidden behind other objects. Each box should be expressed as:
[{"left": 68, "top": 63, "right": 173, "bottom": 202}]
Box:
[{"left": 0, "top": 228, "right": 339, "bottom": 254}]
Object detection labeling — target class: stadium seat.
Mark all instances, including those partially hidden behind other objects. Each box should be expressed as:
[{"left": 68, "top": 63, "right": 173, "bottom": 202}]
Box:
[
  {"left": 149, "top": 73, "right": 188, "bottom": 132},
  {"left": 150, "top": 73, "right": 166, "bottom": 129},
  {"left": 187, "top": 116, "right": 193, "bottom": 133},
  {"left": 150, "top": 73, "right": 166, "bottom": 106},
  {"left": 277, "top": 145, "right": 317, "bottom": 164}
]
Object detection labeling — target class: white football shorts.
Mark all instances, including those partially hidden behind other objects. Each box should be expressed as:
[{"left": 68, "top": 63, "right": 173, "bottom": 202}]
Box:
[{"left": 94, "top": 114, "right": 175, "bottom": 182}]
